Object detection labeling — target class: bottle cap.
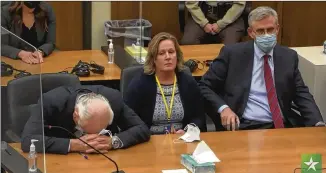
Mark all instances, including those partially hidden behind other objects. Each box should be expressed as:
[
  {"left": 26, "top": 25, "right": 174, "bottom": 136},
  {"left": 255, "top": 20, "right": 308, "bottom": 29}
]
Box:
[
  {"left": 30, "top": 139, "right": 39, "bottom": 152},
  {"left": 108, "top": 39, "right": 113, "bottom": 49}
]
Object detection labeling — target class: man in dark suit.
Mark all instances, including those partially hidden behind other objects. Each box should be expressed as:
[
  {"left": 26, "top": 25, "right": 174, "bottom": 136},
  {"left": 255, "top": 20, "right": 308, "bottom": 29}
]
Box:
[
  {"left": 199, "top": 6, "right": 325, "bottom": 131},
  {"left": 21, "top": 85, "right": 151, "bottom": 154}
]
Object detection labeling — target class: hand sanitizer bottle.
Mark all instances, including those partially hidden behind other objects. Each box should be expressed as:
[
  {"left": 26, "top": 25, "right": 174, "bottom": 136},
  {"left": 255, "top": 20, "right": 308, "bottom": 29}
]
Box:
[
  {"left": 323, "top": 40, "right": 326, "bottom": 54},
  {"left": 134, "top": 38, "right": 141, "bottom": 63},
  {"left": 108, "top": 39, "right": 114, "bottom": 64},
  {"left": 28, "top": 139, "right": 38, "bottom": 173}
]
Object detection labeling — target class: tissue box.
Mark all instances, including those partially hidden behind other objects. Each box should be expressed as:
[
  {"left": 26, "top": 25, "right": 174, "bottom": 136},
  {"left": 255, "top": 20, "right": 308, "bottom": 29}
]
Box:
[
  {"left": 124, "top": 46, "right": 147, "bottom": 58},
  {"left": 181, "top": 154, "right": 215, "bottom": 173}
]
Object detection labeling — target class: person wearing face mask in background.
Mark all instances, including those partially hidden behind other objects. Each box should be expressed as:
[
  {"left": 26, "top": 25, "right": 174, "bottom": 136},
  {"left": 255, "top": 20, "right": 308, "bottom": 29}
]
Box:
[
  {"left": 1, "top": 1, "right": 56, "bottom": 64},
  {"left": 198, "top": 6, "right": 325, "bottom": 131}
]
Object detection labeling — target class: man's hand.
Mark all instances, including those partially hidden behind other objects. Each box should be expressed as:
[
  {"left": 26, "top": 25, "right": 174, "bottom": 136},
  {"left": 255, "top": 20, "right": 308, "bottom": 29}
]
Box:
[
  {"left": 18, "top": 50, "right": 39, "bottom": 64},
  {"left": 203, "top": 23, "right": 213, "bottom": 33},
  {"left": 211, "top": 23, "right": 220, "bottom": 33},
  {"left": 220, "top": 107, "right": 240, "bottom": 131},
  {"left": 32, "top": 51, "right": 44, "bottom": 63},
  {"left": 85, "top": 135, "right": 112, "bottom": 153},
  {"left": 69, "top": 134, "right": 98, "bottom": 152}
]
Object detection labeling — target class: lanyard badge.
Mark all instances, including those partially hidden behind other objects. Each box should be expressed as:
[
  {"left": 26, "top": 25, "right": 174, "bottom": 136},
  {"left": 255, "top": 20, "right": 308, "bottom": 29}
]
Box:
[{"left": 156, "top": 75, "right": 177, "bottom": 133}]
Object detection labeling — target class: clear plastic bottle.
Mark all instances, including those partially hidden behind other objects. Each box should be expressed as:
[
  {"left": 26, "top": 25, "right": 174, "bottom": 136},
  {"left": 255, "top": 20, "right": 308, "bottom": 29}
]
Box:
[
  {"left": 323, "top": 40, "right": 326, "bottom": 54},
  {"left": 133, "top": 38, "right": 141, "bottom": 63},
  {"left": 108, "top": 39, "right": 114, "bottom": 64},
  {"left": 28, "top": 139, "right": 38, "bottom": 173}
]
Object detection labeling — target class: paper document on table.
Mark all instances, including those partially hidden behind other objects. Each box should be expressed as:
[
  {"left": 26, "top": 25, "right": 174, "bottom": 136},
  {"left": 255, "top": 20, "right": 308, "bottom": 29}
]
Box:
[
  {"left": 192, "top": 141, "right": 220, "bottom": 164},
  {"left": 162, "top": 169, "right": 188, "bottom": 173}
]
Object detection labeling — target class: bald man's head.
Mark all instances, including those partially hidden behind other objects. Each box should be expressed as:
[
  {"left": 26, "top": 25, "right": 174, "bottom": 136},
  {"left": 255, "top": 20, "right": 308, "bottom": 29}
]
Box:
[{"left": 73, "top": 93, "right": 114, "bottom": 134}]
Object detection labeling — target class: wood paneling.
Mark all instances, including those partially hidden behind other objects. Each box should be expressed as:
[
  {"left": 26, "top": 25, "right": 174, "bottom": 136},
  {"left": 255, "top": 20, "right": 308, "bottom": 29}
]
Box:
[
  {"left": 48, "top": 2, "right": 83, "bottom": 50},
  {"left": 142, "top": 2, "right": 181, "bottom": 40},
  {"left": 282, "top": 2, "right": 326, "bottom": 47},
  {"left": 111, "top": 1, "right": 140, "bottom": 20},
  {"left": 252, "top": 1, "right": 278, "bottom": 10}
]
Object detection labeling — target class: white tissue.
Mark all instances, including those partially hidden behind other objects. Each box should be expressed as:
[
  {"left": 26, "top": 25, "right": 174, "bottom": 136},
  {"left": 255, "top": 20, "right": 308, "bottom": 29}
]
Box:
[{"left": 192, "top": 141, "right": 220, "bottom": 164}]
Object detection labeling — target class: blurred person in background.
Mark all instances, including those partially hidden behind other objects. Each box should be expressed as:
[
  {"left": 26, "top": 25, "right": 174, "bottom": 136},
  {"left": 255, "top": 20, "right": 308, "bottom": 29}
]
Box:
[
  {"left": 1, "top": 1, "right": 56, "bottom": 64},
  {"left": 181, "top": 1, "right": 246, "bottom": 45}
]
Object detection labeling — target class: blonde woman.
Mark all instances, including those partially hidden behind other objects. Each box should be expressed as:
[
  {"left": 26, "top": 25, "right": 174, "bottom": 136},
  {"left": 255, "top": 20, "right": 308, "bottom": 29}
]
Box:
[{"left": 124, "top": 32, "right": 206, "bottom": 135}]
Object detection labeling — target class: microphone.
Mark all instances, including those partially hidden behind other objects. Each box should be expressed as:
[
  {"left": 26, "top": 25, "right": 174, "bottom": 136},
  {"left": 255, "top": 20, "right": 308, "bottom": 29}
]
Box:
[
  {"left": 44, "top": 125, "right": 125, "bottom": 173},
  {"left": 1, "top": 26, "right": 38, "bottom": 51}
]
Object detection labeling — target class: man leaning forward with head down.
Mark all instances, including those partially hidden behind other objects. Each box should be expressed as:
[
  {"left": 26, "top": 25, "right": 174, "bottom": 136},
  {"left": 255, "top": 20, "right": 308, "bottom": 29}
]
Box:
[{"left": 21, "top": 85, "right": 151, "bottom": 154}]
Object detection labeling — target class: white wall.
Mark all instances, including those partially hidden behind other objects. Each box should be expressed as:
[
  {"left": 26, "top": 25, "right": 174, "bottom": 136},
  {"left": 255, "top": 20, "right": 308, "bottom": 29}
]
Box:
[{"left": 91, "top": 2, "right": 111, "bottom": 49}]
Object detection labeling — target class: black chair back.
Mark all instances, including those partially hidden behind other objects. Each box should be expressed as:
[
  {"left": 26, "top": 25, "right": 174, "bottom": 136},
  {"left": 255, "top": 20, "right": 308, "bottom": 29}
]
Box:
[
  {"left": 120, "top": 65, "right": 144, "bottom": 98},
  {"left": 6, "top": 73, "right": 80, "bottom": 141}
]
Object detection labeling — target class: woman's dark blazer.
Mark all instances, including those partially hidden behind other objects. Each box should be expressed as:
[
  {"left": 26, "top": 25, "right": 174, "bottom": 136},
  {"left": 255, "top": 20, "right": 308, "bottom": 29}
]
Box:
[
  {"left": 124, "top": 70, "right": 207, "bottom": 132},
  {"left": 1, "top": 2, "right": 56, "bottom": 59}
]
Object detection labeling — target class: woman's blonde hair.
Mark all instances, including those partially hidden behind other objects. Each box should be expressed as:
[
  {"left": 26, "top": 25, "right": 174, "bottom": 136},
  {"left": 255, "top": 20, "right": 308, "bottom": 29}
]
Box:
[{"left": 144, "top": 32, "right": 184, "bottom": 75}]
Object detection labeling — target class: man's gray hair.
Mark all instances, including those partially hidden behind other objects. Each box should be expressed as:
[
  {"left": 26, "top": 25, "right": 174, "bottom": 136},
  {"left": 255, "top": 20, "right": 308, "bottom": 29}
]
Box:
[
  {"left": 75, "top": 93, "right": 114, "bottom": 125},
  {"left": 248, "top": 6, "right": 278, "bottom": 27}
]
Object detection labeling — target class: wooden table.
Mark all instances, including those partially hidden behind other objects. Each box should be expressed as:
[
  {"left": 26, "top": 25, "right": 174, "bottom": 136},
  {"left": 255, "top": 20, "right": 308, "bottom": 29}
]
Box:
[
  {"left": 1, "top": 50, "right": 121, "bottom": 86},
  {"left": 10, "top": 127, "right": 326, "bottom": 173},
  {"left": 1, "top": 44, "right": 223, "bottom": 86},
  {"left": 181, "top": 44, "right": 223, "bottom": 77}
]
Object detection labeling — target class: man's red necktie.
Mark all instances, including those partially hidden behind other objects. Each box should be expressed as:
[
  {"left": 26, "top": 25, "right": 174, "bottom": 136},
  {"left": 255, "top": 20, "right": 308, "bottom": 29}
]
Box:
[{"left": 263, "top": 55, "right": 284, "bottom": 128}]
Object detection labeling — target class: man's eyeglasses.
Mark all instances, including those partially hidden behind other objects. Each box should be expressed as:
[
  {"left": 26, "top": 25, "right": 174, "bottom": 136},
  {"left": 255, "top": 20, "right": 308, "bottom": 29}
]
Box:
[{"left": 253, "top": 27, "right": 277, "bottom": 36}]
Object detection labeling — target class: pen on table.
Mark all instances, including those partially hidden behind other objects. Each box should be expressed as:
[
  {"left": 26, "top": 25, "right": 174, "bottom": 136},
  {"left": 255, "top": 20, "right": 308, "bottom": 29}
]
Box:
[{"left": 79, "top": 152, "right": 88, "bottom": 160}]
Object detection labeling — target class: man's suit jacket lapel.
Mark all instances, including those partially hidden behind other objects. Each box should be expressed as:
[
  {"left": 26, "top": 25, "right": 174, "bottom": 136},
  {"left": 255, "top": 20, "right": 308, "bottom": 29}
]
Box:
[
  {"left": 237, "top": 41, "right": 254, "bottom": 115},
  {"left": 243, "top": 40, "right": 255, "bottom": 88},
  {"left": 272, "top": 45, "right": 284, "bottom": 107}
]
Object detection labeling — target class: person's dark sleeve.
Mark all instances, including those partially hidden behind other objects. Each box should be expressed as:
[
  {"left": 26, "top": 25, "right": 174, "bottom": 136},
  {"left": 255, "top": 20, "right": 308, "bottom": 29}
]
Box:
[
  {"left": 215, "top": 1, "right": 246, "bottom": 31},
  {"left": 123, "top": 78, "right": 142, "bottom": 120},
  {"left": 115, "top": 88, "right": 150, "bottom": 148},
  {"left": 38, "top": 2, "right": 56, "bottom": 56},
  {"left": 292, "top": 52, "right": 324, "bottom": 126},
  {"left": 21, "top": 92, "right": 70, "bottom": 155},
  {"left": 198, "top": 46, "right": 230, "bottom": 114},
  {"left": 1, "top": 7, "right": 22, "bottom": 59},
  {"left": 187, "top": 76, "right": 207, "bottom": 132}
]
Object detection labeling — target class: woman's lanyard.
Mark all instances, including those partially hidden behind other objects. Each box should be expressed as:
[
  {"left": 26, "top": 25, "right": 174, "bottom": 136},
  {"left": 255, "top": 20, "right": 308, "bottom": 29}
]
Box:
[{"left": 155, "top": 75, "right": 177, "bottom": 121}]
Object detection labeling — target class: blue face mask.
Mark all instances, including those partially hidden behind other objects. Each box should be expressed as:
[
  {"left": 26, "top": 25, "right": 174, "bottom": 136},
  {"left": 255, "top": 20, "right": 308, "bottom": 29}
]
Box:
[{"left": 255, "top": 34, "right": 277, "bottom": 53}]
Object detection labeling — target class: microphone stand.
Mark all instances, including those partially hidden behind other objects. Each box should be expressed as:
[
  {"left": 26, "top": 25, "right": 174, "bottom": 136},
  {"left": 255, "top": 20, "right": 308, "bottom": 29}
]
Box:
[
  {"left": 44, "top": 125, "right": 125, "bottom": 173},
  {"left": 1, "top": 26, "right": 38, "bottom": 52}
]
